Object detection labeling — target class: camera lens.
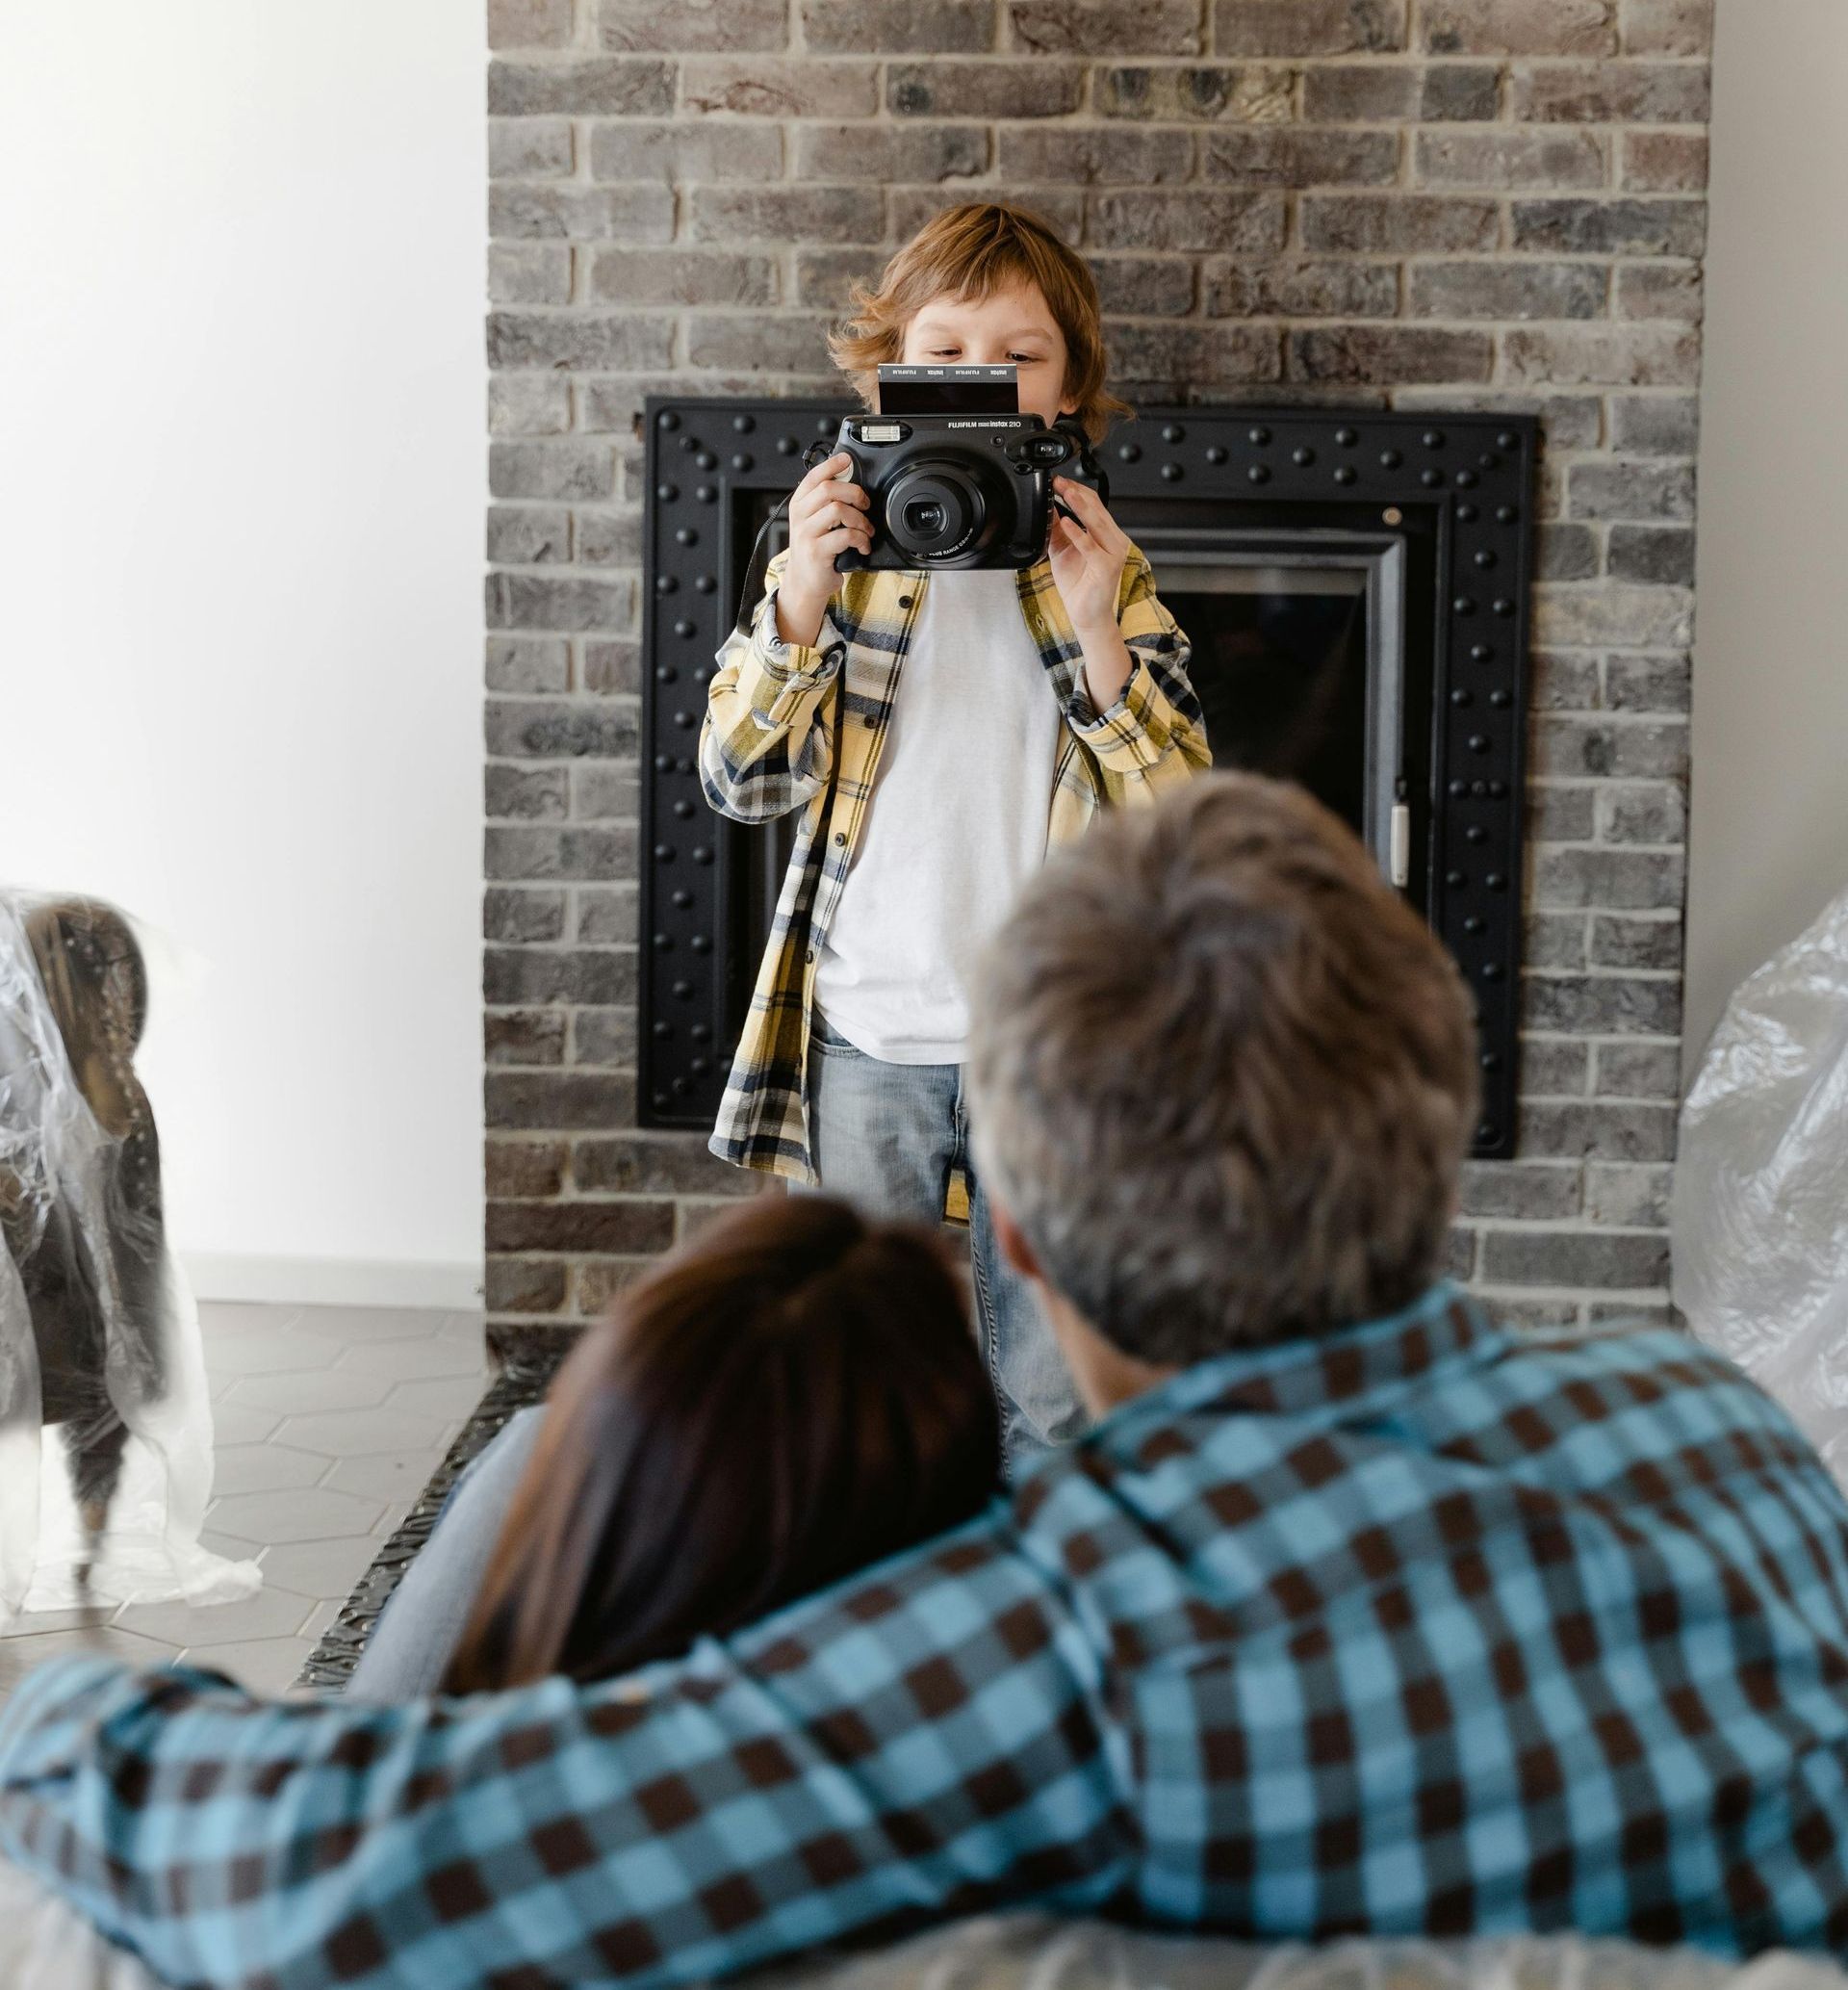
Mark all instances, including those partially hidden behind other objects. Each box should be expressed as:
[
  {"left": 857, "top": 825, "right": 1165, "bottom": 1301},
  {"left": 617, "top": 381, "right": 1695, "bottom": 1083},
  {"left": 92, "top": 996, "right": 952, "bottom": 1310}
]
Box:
[
  {"left": 903, "top": 499, "right": 947, "bottom": 536},
  {"left": 885, "top": 459, "right": 988, "bottom": 562}
]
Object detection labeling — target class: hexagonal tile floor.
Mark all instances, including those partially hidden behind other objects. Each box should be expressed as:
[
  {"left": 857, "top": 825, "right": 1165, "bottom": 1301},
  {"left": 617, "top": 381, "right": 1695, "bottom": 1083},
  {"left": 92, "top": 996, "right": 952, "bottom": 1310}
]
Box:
[{"left": 0, "top": 1301, "right": 484, "bottom": 1707}]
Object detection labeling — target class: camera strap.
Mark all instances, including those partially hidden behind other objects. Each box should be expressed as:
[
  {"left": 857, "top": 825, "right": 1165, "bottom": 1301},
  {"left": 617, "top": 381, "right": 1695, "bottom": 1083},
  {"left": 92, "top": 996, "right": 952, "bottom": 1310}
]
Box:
[{"left": 732, "top": 438, "right": 838, "bottom": 640}]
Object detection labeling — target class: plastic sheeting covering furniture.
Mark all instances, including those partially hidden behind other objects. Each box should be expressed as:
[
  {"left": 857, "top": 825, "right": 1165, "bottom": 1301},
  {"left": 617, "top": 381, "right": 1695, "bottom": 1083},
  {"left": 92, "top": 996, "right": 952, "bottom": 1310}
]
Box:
[
  {"left": 0, "top": 892, "right": 257, "bottom": 1618},
  {"left": 1674, "top": 887, "right": 1848, "bottom": 1488}
]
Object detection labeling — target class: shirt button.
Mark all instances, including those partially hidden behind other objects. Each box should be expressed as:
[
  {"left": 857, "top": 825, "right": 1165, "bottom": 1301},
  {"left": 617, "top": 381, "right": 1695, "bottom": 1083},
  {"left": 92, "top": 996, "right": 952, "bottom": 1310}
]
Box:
[
  {"left": 833, "top": 833, "right": 847, "bottom": 846},
  {"left": 898, "top": 595, "right": 913, "bottom": 608}
]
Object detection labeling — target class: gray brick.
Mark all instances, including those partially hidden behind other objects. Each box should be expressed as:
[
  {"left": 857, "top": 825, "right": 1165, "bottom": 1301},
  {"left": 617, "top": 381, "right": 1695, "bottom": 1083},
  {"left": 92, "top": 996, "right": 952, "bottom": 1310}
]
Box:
[
  {"left": 1575, "top": 1162, "right": 1662, "bottom": 1226},
  {"left": 577, "top": 509, "right": 642, "bottom": 569},
  {"left": 1529, "top": 653, "right": 1602, "bottom": 711},
  {"left": 1302, "top": 63, "right": 1500, "bottom": 121},
  {"left": 1204, "top": 258, "right": 1399, "bottom": 319},
  {"left": 889, "top": 185, "right": 1084, "bottom": 245},
  {"left": 1504, "top": 324, "right": 1701, "bottom": 388},
  {"left": 589, "top": 119, "right": 783, "bottom": 181},
  {"left": 1518, "top": 1098, "right": 1679, "bottom": 1159},
  {"left": 1214, "top": 0, "right": 1406, "bottom": 54},
  {"left": 1094, "top": 255, "right": 1197, "bottom": 315},
  {"left": 486, "top": 826, "right": 638, "bottom": 884},
  {"left": 1597, "top": 781, "right": 1686, "bottom": 844},
  {"left": 1538, "top": 523, "right": 1600, "bottom": 581},
  {"left": 1585, "top": 1300, "right": 1676, "bottom": 1327},
  {"left": 1525, "top": 911, "right": 1587, "bottom": 969},
  {"left": 1522, "top": 1034, "right": 1592, "bottom": 1092},
  {"left": 488, "top": 504, "right": 572, "bottom": 565},
  {"left": 1617, "top": 263, "right": 1703, "bottom": 323},
  {"left": 574, "top": 1134, "right": 755, "bottom": 1195},
  {"left": 490, "top": 0, "right": 575, "bottom": 47},
  {"left": 1608, "top": 394, "right": 1699, "bottom": 455},
  {"left": 1538, "top": 586, "right": 1696, "bottom": 653},
  {"left": 794, "top": 247, "right": 887, "bottom": 309},
  {"left": 491, "top": 442, "right": 614, "bottom": 502},
  {"left": 575, "top": 1260, "right": 654, "bottom": 1311},
  {"left": 1589, "top": 913, "right": 1682, "bottom": 969},
  {"left": 488, "top": 59, "right": 676, "bottom": 115},
  {"left": 489, "top": 1199, "right": 674, "bottom": 1255},
  {"left": 484, "top": 1258, "right": 568, "bottom": 1315},
  {"left": 1480, "top": 1294, "right": 1586, "bottom": 1331},
  {"left": 1533, "top": 716, "right": 1688, "bottom": 781},
  {"left": 1528, "top": 781, "right": 1597, "bottom": 840},
  {"left": 682, "top": 57, "right": 878, "bottom": 116},
  {"left": 1287, "top": 325, "right": 1495, "bottom": 385},
  {"left": 688, "top": 185, "right": 884, "bottom": 245},
  {"left": 576, "top": 886, "right": 638, "bottom": 943},
  {"left": 1447, "top": 1224, "right": 1478, "bottom": 1279},
  {"left": 1568, "top": 461, "right": 1695, "bottom": 523},
  {"left": 487, "top": 699, "right": 639, "bottom": 760},
  {"left": 804, "top": 0, "right": 994, "bottom": 47},
  {"left": 589, "top": 248, "right": 779, "bottom": 306},
  {"left": 1621, "top": 131, "right": 1707, "bottom": 192},
  {"left": 491, "top": 183, "right": 675, "bottom": 243},
  {"left": 1460, "top": 1159, "right": 1582, "bottom": 1219},
  {"left": 1202, "top": 127, "right": 1400, "bottom": 187},
  {"left": 488, "top": 1068, "right": 637, "bottom": 1129},
  {"left": 1623, "top": 0, "right": 1712, "bottom": 53},
  {"left": 1532, "top": 846, "right": 1684, "bottom": 912},
  {"left": 1594, "top": 1041, "right": 1681, "bottom": 1098},
  {"left": 575, "top": 374, "right": 688, "bottom": 433},
  {"left": 1009, "top": 0, "right": 1204, "bottom": 53},
  {"left": 572, "top": 762, "right": 639, "bottom": 820},
  {"left": 998, "top": 126, "right": 1193, "bottom": 185},
  {"left": 1480, "top": 1229, "right": 1668, "bottom": 1288},
  {"left": 1409, "top": 260, "right": 1606, "bottom": 321},
  {"left": 598, "top": 0, "right": 786, "bottom": 47},
  {"left": 570, "top": 1006, "right": 638, "bottom": 1065},
  {"left": 486, "top": 572, "right": 637, "bottom": 633},
  {"left": 1522, "top": 972, "right": 1681, "bottom": 1036},
  {"left": 486, "top": 1138, "right": 568, "bottom": 1198},
  {"left": 491, "top": 375, "right": 573, "bottom": 436},
  {"left": 1511, "top": 61, "right": 1710, "bottom": 123},
  {"left": 685, "top": 313, "right": 835, "bottom": 373},
  {"left": 1422, "top": 0, "right": 1616, "bottom": 53},
  {"left": 1511, "top": 198, "right": 1707, "bottom": 257},
  {"left": 1090, "top": 189, "right": 1287, "bottom": 253},
  {"left": 486, "top": 1008, "right": 568, "bottom": 1065},
  {"left": 1095, "top": 65, "right": 1296, "bottom": 122},
  {"left": 490, "top": 244, "right": 572, "bottom": 305},
  {"left": 1109, "top": 322, "right": 1284, "bottom": 386},
  {"left": 1608, "top": 525, "right": 1696, "bottom": 586},
  {"left": 488, "top": 313, "right": 675, "bottom": 373},
  {"left": 1604, "top": 654, "right": 1690, "bottom": 712},
  {"left": 488, "top": 636, "right": 570, "bottom": 694},
  {"left": 1300, "top": 194, "right": 1500, "bottom": 253},
  {"left": 800, "top": 121, "right": 989, "bottom": 182},
  {"left": 888, "top": 59, "right": 1084, "bottom": 117},
  {"left": 1415, "top": 129, "right": 1606, "bottom": 192},
  {"left": 582, "top": 639, "right": 641, "bottom": 692},
  {"left": 483, "top": 946, "right": 637, "bottom": 1005},
  {"left": 485, "top": 887, "right": 567, "bottom": 943},
  {"left": 490, "top": 118, "right": 575, "bottom": 177}
]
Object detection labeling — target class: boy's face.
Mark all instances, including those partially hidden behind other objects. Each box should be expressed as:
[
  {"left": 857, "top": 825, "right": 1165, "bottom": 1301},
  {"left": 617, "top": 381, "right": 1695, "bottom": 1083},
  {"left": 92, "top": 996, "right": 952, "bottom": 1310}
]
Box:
[{"left": 899, "top": 281, "right": 1075, "bottom": 429}]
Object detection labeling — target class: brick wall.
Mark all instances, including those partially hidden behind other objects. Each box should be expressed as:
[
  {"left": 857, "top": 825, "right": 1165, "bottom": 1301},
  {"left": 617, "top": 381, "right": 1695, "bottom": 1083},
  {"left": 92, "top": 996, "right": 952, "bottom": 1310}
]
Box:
[{"left": 484, "top": 0, "right": 1711, "bottom": 1344}]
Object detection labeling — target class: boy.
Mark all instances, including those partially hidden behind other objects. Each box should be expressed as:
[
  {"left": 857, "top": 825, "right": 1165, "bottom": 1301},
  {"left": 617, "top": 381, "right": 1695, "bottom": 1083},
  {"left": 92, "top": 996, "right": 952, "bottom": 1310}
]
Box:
[{"left": 700, "top": 202, "right": 1210, "bottom": 1468}]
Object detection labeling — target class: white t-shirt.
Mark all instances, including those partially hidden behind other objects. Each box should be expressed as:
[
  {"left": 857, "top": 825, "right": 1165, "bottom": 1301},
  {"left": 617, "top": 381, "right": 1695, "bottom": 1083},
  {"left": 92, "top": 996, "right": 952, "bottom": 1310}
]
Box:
[{"left": 815, "top": 570, "right": 1061, "bottom": 1064}]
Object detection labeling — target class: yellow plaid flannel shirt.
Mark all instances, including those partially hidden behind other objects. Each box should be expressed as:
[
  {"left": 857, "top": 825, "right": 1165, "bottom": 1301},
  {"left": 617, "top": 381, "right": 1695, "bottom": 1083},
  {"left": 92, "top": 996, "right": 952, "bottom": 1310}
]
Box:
[{"left": 699, "top": 539, "right": 1211, "bottom": 1187}]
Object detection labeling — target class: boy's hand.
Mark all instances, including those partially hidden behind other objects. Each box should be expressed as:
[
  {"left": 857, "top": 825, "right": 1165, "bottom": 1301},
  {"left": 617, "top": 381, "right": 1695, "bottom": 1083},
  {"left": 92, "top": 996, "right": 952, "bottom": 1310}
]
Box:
[
  {"left": 1047, "top": 477, "right": 1130, "bottom": 640},
  {"left": 778, "top": 452, "right": 872, "bottom": 647}
]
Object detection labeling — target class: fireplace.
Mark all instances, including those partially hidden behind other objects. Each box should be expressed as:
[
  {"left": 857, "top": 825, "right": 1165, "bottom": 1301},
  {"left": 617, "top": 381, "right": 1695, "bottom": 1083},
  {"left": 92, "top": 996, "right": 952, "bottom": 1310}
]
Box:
[{"left": 640, "top": 402, "right": 1536, "bottom": 1158}]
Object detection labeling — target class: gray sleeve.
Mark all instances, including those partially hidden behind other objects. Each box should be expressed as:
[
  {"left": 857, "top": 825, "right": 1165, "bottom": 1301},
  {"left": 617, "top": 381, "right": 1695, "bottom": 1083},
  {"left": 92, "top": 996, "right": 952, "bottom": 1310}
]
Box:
[{"left": 342, "top": 1406, "right": 547, "bottom": 1705}]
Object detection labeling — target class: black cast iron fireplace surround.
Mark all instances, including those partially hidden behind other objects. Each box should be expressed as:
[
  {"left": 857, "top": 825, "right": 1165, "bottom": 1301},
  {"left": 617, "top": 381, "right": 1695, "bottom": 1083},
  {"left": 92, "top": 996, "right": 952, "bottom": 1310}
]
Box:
[{"left": 640, "top": 401, "right": 1536, "bottom": 1159}]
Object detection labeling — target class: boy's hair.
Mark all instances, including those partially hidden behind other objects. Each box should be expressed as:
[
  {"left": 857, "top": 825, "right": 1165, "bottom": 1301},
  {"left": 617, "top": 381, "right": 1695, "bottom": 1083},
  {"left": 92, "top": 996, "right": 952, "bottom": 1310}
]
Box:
[
  {"left": 827, "top": 202, "right": 1132, "bottom": 444},
  {"left": 967, "top": 773, "right": 1480, "bottom": 1367}
]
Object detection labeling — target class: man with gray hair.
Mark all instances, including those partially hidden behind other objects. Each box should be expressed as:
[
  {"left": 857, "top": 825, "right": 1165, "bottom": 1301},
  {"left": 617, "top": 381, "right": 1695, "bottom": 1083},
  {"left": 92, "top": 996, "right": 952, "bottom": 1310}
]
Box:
[{"left": 5, "top": 775, "right": 1848, "bottom": 1987}]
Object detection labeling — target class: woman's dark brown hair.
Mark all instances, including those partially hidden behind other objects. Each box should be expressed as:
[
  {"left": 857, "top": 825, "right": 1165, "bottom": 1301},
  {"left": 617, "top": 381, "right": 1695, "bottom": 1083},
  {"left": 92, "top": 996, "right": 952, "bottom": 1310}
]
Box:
[{"left": 443, "top": 1195, "right": 1001, "bottom": 1693}]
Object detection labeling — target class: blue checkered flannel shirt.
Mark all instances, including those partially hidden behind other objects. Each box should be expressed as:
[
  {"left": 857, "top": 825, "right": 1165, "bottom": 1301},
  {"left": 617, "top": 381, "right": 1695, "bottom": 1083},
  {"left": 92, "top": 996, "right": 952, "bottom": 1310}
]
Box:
[{"left": 4, "top": 1282, "right": 1848, "bottom": 1988}]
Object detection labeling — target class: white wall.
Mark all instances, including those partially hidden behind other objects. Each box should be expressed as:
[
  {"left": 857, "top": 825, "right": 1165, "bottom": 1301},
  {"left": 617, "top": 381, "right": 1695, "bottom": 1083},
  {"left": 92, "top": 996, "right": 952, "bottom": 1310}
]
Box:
[
  {"left": 0, "top": 4, "right": 484, "bottom": 1305},
  {"left": 1684, "top": 0, "right": 1848, "bottom": 1073}
]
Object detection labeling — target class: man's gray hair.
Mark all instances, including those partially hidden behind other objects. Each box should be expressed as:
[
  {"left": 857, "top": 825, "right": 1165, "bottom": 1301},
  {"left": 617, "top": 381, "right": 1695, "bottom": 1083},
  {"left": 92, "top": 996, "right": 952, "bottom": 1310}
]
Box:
[{"left": 966, "top": 774, "right": 1479, "bottom": 1366}]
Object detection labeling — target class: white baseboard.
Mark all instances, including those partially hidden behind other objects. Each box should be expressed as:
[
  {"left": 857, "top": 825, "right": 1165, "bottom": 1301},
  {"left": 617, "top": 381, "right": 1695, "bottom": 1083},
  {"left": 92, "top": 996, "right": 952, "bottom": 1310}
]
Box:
[{"left": 183, "top": 1253, "right": 484, "bottom": 1312}]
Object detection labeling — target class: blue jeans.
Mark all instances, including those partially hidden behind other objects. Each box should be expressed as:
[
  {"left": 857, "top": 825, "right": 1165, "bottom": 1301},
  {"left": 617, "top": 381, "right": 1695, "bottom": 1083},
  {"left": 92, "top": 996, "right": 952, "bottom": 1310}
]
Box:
[{"left": 805, "top": 1011, "right": 1087, "bottom": 1474}]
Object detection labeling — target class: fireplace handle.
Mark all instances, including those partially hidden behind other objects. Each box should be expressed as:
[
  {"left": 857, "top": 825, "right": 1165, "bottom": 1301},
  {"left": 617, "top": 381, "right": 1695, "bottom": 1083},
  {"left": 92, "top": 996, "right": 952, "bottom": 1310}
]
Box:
[{"left": 1389, "top": 802, "right": 1411, "bottom": 891}]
